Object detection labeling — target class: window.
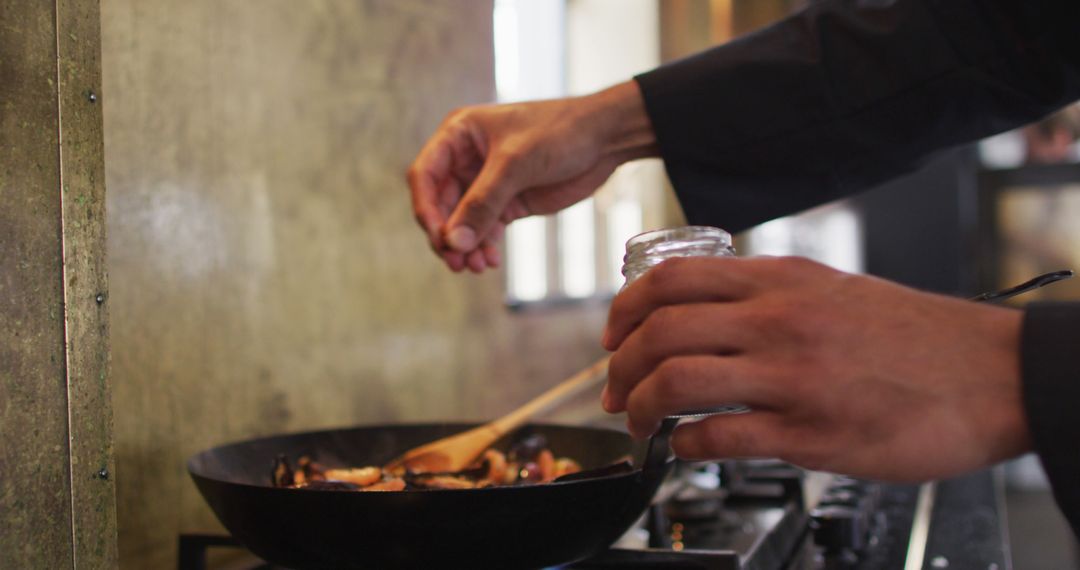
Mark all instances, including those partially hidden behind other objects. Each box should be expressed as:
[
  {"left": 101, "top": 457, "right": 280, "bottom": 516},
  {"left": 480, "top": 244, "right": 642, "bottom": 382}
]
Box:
[
  {"left": 739, "top": 201, "right": 864, "bottom": 274},
  {"left": 495, "top": 0, "right": 666, "bottom": 305}
]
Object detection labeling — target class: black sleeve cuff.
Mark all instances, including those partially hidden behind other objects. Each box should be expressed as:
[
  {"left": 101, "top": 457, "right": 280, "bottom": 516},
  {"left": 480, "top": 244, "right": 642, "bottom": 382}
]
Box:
[{"left": 1022, "top": 302, "right": 1080, "bottom": 539}]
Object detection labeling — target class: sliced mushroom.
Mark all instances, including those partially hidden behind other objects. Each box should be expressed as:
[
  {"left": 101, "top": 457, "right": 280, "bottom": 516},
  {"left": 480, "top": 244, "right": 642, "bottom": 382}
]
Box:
[
  {"left": 324, "top": 467, "right": 382, "bottom": 487},
  {"left": 363, "top": 478, "right": 406, "bottom": 492}
]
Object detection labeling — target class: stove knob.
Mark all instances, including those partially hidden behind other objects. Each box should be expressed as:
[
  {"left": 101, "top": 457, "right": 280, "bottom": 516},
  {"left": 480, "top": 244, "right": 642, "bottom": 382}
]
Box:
[{"left": 811, "top": 505, "right": 865, "bottom": 553}]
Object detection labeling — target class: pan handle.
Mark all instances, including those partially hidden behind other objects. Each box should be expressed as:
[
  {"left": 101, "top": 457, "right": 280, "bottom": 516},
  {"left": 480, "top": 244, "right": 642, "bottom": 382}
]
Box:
[
  {"left": 641, "top": 417, "right": 678, "bottom": 475},
  {"left": 968, "top": 269, "right": 1073, "bottom": 303}
]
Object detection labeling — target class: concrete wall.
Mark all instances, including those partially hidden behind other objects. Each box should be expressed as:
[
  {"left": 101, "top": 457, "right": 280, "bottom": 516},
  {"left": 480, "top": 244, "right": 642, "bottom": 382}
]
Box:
[{"left": 100, "top": 1, "right": 607, "bottom": 567}]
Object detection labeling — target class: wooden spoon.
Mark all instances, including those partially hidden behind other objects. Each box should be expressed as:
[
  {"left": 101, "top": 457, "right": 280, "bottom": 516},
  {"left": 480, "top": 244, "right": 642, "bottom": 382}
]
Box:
[{"left": 384, "top": 355, "right": 611, "bottom": 474}]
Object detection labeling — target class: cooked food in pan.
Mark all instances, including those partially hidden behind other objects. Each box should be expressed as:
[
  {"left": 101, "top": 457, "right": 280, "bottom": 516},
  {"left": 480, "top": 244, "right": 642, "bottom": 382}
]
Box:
[{"left": 270, "top": 432, "right": 632, "bottom": 491}]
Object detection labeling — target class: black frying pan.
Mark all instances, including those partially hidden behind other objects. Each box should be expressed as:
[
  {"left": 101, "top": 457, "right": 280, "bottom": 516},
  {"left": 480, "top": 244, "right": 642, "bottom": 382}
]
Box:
[{"left": 188, "top": 423, "right": 671, "bottom": 569}]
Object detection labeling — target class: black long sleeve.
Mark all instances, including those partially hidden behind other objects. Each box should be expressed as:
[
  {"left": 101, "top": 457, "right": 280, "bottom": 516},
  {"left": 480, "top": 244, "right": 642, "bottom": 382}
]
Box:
[
  {"left": 1023, "top": 303, "right": 1080, "bottom": 537},
  {"left": 635, "top": 0, "right": 1080, "bottom": 233},
  {"left": 635, "top": 0, "right": 1080, "bottom": 538}
]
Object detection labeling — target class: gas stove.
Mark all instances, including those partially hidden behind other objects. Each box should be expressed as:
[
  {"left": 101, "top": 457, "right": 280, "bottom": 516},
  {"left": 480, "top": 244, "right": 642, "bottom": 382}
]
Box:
[{"left": 178, "top": 460, "right": 1010, "bottom": 570}]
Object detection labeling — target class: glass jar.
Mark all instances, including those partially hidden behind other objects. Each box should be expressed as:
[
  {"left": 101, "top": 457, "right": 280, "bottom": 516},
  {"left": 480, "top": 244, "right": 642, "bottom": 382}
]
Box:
[
  {"left": 622, "top": 226, "right": 736, "bottom": 288},
  {"left": 620, "top": 225, "right": 746, "bottom": 415}
]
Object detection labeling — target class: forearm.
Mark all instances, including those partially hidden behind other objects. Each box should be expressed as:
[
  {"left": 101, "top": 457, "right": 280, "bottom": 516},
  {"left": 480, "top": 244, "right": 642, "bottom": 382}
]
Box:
[
  {"left": 583, "top": 81, "right": 661, "bottom": 163},
  {"left": 635, "top": 0, "right": 1080, "bottom": 232}
]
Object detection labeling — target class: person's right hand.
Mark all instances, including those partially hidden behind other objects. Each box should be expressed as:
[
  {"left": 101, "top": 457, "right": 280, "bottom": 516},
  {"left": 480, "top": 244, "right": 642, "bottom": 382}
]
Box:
[
  {"left": 406, "top": 81, "right": 658, "bottom": 272},
  {"left": 600, "top": 256, "right": 1029, "bottom": 482}
]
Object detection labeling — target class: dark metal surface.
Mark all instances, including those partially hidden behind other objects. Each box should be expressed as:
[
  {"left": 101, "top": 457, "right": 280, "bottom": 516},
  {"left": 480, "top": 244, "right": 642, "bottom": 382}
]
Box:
[
  {"left": 834, "top": 483, "right": 919, "bottom": 570},
  {"left": 188, "top": 423, "right": 669, "bottom": 569},
  {"left": 922, "top": 469, "right": 1011, "bottom": 570},
  {"left": 829, "top": 472, "right": 1010, "bottom": 570}
]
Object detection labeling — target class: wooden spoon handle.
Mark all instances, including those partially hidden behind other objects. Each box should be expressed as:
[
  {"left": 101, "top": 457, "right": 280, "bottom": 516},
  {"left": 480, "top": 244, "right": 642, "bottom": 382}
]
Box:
[{"left": 488, "top": 355, "right": 611, "bottom": 437}]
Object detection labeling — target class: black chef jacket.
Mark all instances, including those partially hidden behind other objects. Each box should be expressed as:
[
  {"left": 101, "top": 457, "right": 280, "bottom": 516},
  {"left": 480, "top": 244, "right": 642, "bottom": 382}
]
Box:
[{"left": 634, "top": 0, "right": 1080, "bottom": 538}]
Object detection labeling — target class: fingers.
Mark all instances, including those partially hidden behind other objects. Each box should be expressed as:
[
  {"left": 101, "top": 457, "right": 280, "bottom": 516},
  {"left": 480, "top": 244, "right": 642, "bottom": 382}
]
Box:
[
  {"left": 410, "top": 138, "right": 507, "bottom": 272},
  {"left": 440, "top": 129, "right": 640, "bottom": 254},
  {"left": 460, "top": 228, "right": 504, "bottom": 273},
  {"left": 671, "top": 411, "right": 787, "bottom": 460},
  {"left": 444, "top": 151, "right": 522, "bottom": 252},
  {"left": 440, "top": 250, "right": 467, "bottom": 272},
  {"left": 614, "top": 354, "right": 789, "bottom": 437},
  {"left": 604, "top": 257, "right": 759, "bottom": 350},
  {"left": 408, "top": 134, "right": 456, "bottom": 245},
  {"left": 410, "top": 97, "right": 625, "bottom": 271},
  {"left": 466, "top": 250, "right": 487, "bottom": 273},
  {"left": 440, "top": 240, "right": 501, "bottom": 273},
  {"left": 408, "top": 112, "right": 490, "bottom": 253},
  {"left": 481, "top": 241, "right": 501, "bottom": 268},
  {"left": 409, "top": 166, "right": 447, "bottom": 248},
  {"left": 607, "top": 303, "right": 749, "bottom": 411}
]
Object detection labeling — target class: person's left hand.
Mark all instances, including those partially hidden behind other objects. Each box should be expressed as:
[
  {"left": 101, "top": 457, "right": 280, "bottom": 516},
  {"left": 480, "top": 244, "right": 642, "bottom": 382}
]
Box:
[
  {"left": 601, "top": 256, "right": 1029, "bottom": 482},
  {"left": 406, "top": 82, "right": 657, "bottom": 273}
]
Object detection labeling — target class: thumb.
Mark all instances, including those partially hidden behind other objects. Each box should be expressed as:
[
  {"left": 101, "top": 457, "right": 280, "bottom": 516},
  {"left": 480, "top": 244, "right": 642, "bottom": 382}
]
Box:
[{"left": 444, "top": 156, "right": 521, "bottom": 252}]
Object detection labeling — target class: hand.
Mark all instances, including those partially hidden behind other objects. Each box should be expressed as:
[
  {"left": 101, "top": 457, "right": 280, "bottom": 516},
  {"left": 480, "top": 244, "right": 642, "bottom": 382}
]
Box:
[
  {"left": 406, "top": 81, "right": 658, "bottom": 272},
  {"left": 601, "top": 256, "right": 1029, "bottom": 482}
]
